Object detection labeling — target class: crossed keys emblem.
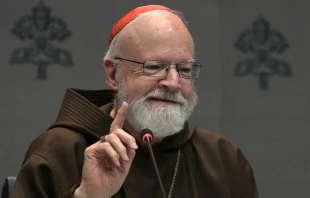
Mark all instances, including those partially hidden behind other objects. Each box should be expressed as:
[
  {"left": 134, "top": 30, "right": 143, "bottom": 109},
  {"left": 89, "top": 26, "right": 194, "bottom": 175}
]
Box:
[
  {"left": 234, "top": 16, "right": 292, "bottom": 90},
  {"left": 10, "top": 1, "right": 73, "bottom": 80}
]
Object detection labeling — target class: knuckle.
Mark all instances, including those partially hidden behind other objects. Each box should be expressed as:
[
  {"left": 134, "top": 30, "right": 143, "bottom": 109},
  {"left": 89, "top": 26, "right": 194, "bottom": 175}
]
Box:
[
  {"left": 119, "top": 146, "right": 127, "bottom": 154},
  {"left": 125, "top": 136, "right": 136, "bottom": 144},
  {"left": 108, "top": 133, "right": 117, "bottom": 140},
  {"left": 129, "top": 136, "right": 136, "bottom": 142},
  {"left": 117, "top": 109, "right": 127, "bottom": 117},
  {"left": 84, "top": 147, "right": 92, "bottom": 155},
  {"left": 113, "top": 128, "right": 123, "bottom": 134},
  {"left": 84, "top": 145, "right": 97, "bottom": 158},
  {"left": 117, "top": 108, "right": 124, "bottom": 115},
  {"left": 111, "top": 151, "right": 119, "bottom": 159}
]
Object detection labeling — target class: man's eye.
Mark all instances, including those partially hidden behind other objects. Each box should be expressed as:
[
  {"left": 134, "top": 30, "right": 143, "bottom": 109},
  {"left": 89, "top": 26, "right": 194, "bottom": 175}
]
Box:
[
  {"left": 179, "top": 67, "right": 192, "bottom": 73},
  {"left": 145, "top": 65, "right": 162, "bottom": 70}
]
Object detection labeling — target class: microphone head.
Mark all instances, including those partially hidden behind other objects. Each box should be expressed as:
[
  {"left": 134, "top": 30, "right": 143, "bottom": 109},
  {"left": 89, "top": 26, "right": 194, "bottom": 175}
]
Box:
[{"left": 140, "top": 128, "right": 153, "bottom": 143}]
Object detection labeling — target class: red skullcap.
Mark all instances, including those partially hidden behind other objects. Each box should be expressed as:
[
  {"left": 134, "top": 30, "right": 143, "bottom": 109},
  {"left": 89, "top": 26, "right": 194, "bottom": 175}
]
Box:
[{"left": 108, "top": 5, "right": 172, "bottom": 46}]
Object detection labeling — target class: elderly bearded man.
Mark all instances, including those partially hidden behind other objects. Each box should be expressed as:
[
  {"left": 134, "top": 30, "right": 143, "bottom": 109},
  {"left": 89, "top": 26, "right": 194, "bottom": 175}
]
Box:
[{"left": 11, "top": 5, "right": 259, "bottom": 198}]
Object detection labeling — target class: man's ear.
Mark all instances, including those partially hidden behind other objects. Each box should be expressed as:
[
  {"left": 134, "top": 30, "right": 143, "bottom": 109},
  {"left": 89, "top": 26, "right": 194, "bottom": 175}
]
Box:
[{"left": 103, "top": 57, "right": 118, "bottom": 91}]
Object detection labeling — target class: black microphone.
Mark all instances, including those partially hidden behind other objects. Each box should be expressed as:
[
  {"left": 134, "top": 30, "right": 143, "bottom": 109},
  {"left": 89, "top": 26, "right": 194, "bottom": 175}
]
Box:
[{"left": 140, "top": 129, "right": 167, "bottom": 198}]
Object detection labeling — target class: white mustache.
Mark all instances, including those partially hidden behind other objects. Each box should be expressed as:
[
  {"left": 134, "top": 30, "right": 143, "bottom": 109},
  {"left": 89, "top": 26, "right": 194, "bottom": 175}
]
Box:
[{"left": 144, "top": 89, "right": 187, "bottom": 105}]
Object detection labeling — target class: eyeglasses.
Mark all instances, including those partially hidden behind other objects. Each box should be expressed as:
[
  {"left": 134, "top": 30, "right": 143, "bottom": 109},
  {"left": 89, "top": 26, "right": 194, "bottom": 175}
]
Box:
[{"left": 114, "top": 57, "right": 202, "bottom": 79}]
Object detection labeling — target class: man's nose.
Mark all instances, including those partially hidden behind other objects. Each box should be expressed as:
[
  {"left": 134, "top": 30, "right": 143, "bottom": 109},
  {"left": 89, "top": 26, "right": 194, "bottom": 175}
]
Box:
[{"left": 158, "top": 65, "right": 181, "bottom": 91}]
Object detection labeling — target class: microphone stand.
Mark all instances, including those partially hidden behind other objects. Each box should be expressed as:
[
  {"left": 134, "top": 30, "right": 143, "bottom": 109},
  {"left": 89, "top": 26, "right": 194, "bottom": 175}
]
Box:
[{"left": 144, "top": 136, "right": 167, "bottom": 198}]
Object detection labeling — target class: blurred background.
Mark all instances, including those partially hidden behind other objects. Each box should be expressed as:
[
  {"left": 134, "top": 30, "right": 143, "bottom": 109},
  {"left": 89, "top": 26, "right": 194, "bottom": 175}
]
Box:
[{"left": 1, "top": 0, "right": 309, "bottom": 197}]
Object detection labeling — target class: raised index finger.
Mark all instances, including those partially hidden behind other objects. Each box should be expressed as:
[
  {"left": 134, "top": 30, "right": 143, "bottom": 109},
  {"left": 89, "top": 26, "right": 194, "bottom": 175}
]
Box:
[{"left": 110, "top": 101, "right": 128, "bottom": 132}]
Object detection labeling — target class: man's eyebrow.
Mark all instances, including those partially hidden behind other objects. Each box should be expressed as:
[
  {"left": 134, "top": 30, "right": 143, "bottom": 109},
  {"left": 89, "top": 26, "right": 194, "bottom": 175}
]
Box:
[{"left": 186, "top": 58, "right": 196, "bottom": 62}]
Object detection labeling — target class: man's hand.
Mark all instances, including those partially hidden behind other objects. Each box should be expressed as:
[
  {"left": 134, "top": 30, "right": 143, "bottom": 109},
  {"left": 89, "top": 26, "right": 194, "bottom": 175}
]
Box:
[{"left": 74, "top": 102, "right": 138, "bottom": 198}]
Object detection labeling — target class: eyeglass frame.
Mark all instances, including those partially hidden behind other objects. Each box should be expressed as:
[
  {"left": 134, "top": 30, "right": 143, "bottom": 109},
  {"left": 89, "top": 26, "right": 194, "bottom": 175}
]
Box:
[{"left": 114, "top": 57, "right": 202, "bottom": 79}]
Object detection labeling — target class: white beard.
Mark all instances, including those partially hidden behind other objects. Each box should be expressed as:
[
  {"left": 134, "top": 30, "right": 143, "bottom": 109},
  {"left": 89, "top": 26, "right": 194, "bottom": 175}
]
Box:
[{"left": 116, "top": 80, "right": 198, "bottom": 138}]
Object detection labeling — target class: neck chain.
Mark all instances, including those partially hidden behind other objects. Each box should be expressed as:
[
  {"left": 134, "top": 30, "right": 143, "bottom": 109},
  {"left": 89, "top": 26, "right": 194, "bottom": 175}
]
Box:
[{"left": 168, "top": 149, "right": 181, "bottom": 198}]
